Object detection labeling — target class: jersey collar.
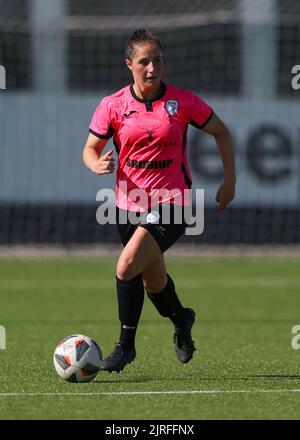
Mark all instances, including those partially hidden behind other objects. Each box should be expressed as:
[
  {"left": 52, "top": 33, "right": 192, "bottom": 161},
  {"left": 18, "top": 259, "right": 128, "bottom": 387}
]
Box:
[{"left": 130, "top": 82, "right": 167, "bottom": 105}]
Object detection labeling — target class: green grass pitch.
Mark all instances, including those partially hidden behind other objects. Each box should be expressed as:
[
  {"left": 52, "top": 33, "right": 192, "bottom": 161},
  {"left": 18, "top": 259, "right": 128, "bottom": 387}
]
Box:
[{"left": 0, "top": 256, "right": 300, "bottom": 419}]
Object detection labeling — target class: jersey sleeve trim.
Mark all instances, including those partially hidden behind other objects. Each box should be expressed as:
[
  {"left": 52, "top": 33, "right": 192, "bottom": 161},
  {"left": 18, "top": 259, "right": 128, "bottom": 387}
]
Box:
[
  {"left": 190, "top": 109, "right": 214, "bottom": 130},
  {"left": 89, "top": 126, "right": 114, "bottom": 139}
]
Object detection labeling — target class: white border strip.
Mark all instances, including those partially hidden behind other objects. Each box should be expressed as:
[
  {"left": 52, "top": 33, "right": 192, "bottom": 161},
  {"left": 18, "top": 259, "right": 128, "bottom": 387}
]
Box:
[{"left": 1, "top": 390, "right": 300, "bottom": 397}]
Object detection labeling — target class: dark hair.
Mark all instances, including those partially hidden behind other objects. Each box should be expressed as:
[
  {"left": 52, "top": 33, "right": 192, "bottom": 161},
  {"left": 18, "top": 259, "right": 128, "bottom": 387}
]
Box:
[{"left": 125, "top": 29, "right": 162, "bottom": 60}]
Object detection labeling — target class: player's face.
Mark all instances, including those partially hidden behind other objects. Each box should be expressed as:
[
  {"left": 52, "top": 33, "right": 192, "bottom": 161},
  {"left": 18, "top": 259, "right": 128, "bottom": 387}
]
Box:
[{"left": 126, "top": 43, "right": 164, "bottom": 89}]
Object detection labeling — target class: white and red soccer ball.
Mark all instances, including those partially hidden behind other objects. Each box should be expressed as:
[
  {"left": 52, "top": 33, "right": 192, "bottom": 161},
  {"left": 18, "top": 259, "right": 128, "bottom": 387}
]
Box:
[{"left": 53, "top": 334, "right": 102, "bottom": 383}]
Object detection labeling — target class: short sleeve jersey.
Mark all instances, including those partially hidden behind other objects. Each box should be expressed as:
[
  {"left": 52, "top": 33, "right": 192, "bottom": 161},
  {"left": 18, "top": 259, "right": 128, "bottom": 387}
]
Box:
[{"left": 89, "top": 82, "right": 213, "bottom": 212}]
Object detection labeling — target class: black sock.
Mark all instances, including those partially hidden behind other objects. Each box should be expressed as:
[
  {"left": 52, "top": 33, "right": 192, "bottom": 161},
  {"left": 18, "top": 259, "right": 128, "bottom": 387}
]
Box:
[
  {"left": 147, "top": 274, "right": 186, "bottom": 326},
  {"left": 116, "top": 274, "right": 144, "bottom": 350}
]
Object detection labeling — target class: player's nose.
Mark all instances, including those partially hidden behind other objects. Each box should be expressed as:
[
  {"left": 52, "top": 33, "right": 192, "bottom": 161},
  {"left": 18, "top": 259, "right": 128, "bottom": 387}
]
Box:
[{"left": 148, "top": 62, "right": 154, "bottom": 73}]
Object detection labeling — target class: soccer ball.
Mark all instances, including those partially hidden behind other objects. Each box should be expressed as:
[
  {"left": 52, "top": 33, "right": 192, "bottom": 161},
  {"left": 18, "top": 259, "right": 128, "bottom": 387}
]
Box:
[{"left": 53, "top": 334, "right": 102, "bottom": 383}]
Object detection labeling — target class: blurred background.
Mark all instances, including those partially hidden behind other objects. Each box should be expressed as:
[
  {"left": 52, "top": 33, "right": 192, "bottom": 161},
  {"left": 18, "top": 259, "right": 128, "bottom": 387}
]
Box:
[{"left": 0, "top": 0, "right": 299, "bottom": 247}]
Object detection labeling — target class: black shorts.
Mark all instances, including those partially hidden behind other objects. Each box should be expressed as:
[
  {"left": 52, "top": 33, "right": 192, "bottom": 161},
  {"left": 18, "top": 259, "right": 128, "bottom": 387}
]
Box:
[{"left": 116, "top": 204, "right": 189, "bottom": 253}]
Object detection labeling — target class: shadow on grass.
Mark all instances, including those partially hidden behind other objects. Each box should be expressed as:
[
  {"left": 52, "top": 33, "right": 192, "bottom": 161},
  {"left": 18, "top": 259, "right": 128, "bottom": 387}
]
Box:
[{"left": 93, "top": 373, "right": 300, "bottom": 384}]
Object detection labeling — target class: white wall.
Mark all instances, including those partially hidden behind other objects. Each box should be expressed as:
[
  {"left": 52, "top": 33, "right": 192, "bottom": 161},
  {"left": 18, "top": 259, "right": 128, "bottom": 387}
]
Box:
[{"left": 0, "top": 92, "right": 299, "bottom": 206}]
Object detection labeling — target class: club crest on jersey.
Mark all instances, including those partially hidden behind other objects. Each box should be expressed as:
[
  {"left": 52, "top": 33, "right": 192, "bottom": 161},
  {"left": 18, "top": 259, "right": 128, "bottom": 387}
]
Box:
[{"left": 165, "top": 100, "right": 178, "bottom": 116}]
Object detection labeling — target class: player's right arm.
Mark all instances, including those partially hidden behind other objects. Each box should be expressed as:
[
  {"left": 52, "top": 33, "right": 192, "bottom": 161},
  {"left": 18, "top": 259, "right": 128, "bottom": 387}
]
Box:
[{"left": 82, "top": 133, "right": 115, "bottom": 175}]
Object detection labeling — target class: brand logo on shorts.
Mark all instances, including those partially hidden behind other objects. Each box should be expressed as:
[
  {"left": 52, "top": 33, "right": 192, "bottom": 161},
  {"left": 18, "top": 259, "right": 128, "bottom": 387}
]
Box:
[
  {"left": 156, "top": 226, "right": 166, "bottom": 236},
  {"left": 146, "top": 211, "right": 160, "bottom": 224},
  {"left": 166, "top": 100, "right": 178, "bottom": 115}
]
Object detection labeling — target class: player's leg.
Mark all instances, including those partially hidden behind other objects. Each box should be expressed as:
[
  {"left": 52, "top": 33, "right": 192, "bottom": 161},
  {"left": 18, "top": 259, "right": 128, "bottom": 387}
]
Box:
[
  {"left": 142, "top": 256, "right": 196, "bottom": 363},
  {"left": 142, "top": 255, "right": 167, "bottom": 292},
  {"left": 116, "top": 226, "right": 162, "bottom": 280},
  {"left": 102, "top": 204, "right": 195, "bottom": 372},
  {"left": 101, "top": 227, "right": 162, "bottom": 373},
  {"left": 115, "top": 227, "right": 162, "bottom": 351}
]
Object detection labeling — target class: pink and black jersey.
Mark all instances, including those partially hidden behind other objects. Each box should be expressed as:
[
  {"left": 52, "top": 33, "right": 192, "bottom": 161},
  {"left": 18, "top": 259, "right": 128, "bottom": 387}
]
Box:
[{"left": 89, "top": 82, "right": 213, "bottom": 212}]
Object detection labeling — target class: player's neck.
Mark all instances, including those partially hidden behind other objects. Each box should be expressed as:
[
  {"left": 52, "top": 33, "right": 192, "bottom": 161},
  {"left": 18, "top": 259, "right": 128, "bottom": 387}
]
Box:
[{"left": 132, "top": 82, "right": 162, "bottom": 101}]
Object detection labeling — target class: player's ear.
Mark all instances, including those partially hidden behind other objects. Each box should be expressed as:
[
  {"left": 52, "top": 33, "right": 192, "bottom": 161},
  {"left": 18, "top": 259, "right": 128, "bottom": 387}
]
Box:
[{"left": 125, "top": 58, "right": 133, "bottom": 71}]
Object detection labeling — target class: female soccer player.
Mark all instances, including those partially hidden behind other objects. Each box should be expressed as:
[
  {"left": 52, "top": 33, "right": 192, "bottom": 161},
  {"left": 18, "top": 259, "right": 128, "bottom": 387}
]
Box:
[{"left": 83, "top": 29, "right": 236, "bottom": 372}]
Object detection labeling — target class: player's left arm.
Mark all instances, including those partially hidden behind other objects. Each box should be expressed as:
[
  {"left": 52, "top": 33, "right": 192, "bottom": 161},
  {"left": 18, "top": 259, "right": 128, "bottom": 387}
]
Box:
[{"left": 202, "top": 113, "right": 236, "bottom": 211}]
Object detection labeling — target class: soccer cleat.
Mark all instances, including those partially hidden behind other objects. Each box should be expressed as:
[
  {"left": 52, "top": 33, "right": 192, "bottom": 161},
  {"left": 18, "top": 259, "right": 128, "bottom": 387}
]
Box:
[
  {"left": 173, "top": 308, "right": 196, "bottom": 363},
  {"left": 100, "top": 343, "right": 136, "bottom": 373}
]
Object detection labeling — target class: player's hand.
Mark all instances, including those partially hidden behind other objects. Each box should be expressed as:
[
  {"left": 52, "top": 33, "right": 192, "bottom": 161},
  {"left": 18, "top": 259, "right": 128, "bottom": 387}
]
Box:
[
  {"left": 215, "top": 178, "right": 236, "bottom": 211},
  {"left": 90, "top": 149, "right": 115, "bottom": 175}
]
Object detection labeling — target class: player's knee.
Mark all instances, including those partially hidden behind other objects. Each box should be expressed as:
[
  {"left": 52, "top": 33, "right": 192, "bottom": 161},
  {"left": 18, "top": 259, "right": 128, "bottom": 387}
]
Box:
[
  {"left": 143, "top": 276, "right": 167, "bottom": 293},
  {"left": 116, "top": 256, "right": 138, "bottom": 280}
]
